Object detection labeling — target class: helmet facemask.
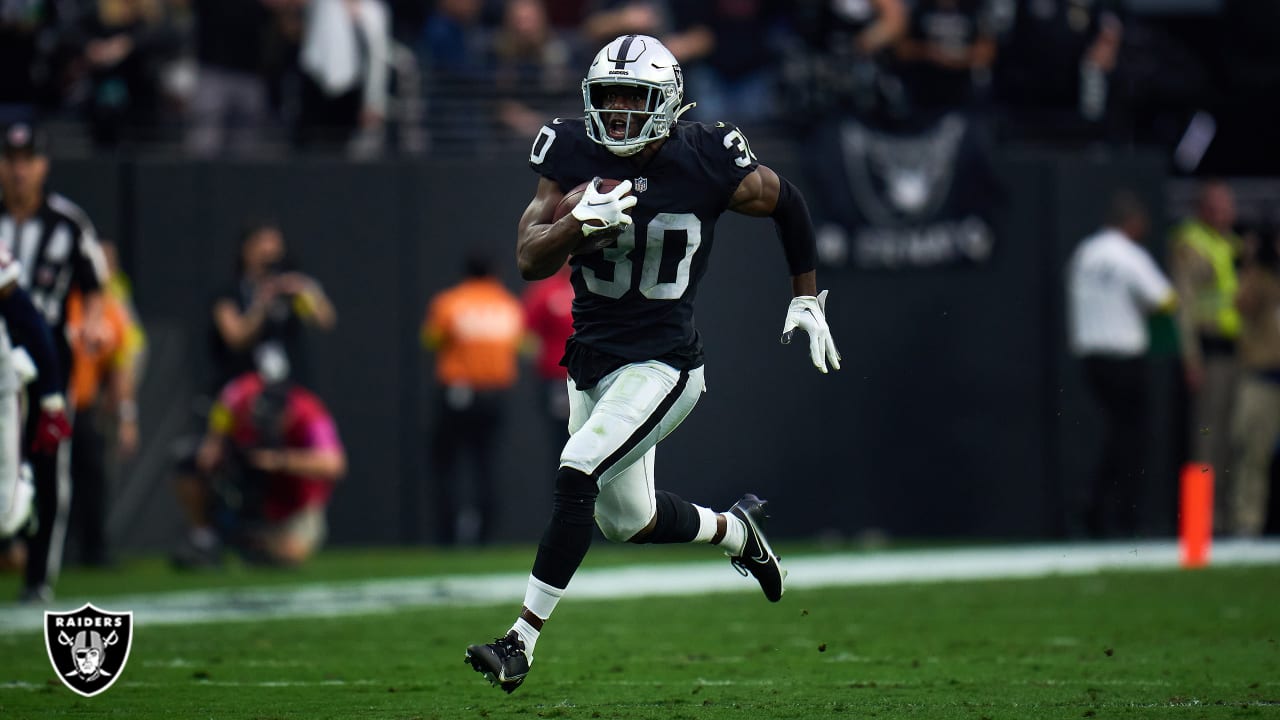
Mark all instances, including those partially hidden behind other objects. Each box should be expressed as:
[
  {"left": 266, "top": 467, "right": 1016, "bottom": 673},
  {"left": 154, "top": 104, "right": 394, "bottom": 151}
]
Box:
[{"left": 582, "top": 35, "right": 691, "bottom": 156}]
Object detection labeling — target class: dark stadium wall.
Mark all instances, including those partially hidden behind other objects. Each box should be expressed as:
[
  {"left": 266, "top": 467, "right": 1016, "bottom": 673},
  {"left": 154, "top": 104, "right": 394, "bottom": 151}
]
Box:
[{"left": 49, "top": 150, "right": 1167, "bottom": 550}]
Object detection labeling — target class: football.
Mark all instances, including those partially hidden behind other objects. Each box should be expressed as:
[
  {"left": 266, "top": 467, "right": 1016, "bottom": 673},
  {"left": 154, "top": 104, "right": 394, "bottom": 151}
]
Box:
[
  {"left": 552, "top": 178, "right": 625, "bottom": 223},
  {"left": 554, "top": 178, "right": 627, "bottom": 255}
]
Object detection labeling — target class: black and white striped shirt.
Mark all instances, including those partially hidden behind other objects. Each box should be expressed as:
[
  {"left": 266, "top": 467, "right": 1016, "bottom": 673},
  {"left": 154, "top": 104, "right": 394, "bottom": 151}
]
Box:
[{"left": 0, "top": 192, "right": 107, "bottom": 337}]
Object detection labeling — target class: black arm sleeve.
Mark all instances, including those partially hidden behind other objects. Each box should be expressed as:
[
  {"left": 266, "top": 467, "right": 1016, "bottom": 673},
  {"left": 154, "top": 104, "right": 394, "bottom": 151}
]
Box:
[
  {"left": 0, "top": 288, "right": 63, "bottom": 399},
  {"left": 770, "top": 176, "right": 818, "bottom": 276}
]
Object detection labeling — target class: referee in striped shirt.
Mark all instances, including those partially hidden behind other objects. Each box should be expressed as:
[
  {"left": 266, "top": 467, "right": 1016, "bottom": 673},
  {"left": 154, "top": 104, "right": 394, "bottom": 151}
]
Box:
[
  {"left": 0, "top": 122, "right": 108, "bottom": 603},
  {"left": 1066, "top": 190, "right": 1177, "bottom": 538}
]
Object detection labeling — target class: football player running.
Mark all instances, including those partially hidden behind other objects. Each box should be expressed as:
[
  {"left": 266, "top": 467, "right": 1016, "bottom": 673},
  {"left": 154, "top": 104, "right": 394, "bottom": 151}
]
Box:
[{"left": 465, "top": 34, "right": 841, "bottom": 693}]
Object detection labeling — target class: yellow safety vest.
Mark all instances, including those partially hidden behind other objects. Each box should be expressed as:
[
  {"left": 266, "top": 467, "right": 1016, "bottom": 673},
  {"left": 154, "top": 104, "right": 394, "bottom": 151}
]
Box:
[{"left": 1174, "top": 220, "right": 1241, "bottom": 339}]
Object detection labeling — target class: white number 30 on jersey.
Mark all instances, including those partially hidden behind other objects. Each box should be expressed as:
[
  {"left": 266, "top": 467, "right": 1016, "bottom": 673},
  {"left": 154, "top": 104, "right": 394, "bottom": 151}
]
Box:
[{"left": 580, "top": 214, "right": 702, "bottom": 301}]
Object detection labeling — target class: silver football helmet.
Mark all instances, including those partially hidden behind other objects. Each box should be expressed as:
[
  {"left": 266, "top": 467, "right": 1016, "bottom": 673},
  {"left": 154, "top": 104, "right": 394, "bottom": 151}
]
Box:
[{"left": 583, "top": 35, "right": 693, "bottom": 156}]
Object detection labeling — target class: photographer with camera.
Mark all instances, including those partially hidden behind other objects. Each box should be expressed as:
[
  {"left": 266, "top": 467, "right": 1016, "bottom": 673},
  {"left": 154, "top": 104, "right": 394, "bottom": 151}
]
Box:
[
  {"left": 209, "top": 219, "right": 336, "bottom": 392},
  {"left": 174, "top": 352, "right": 346, "bottom": 568}
]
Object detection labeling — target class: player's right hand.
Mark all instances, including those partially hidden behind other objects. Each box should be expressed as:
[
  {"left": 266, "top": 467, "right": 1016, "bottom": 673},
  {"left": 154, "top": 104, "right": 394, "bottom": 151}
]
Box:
[{"left": 571, "top": 177, "right": 636, "bottom": 238}]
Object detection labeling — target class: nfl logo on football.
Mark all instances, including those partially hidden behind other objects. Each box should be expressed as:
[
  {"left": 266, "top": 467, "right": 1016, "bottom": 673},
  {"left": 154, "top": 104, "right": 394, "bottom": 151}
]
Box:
[{"left": 44, "top": 603, "right": 134, "bottom": 697}]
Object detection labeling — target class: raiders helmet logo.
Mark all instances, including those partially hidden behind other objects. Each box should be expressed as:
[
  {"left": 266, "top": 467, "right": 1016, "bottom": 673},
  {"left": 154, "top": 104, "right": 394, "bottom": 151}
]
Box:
[{"left": 44, "top": 603, "right": 134, "bottom": 697}]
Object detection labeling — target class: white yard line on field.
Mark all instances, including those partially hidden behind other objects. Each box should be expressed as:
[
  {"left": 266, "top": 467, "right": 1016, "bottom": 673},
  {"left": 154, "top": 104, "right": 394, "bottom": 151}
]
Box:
[{"left": 0, "top": 539, "right": 1276, "bottom": 634}]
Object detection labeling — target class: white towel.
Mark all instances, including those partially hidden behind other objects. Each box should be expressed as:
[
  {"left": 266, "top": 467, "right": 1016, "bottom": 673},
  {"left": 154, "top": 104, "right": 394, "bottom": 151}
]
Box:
[
  {"left": 300, "top": 0, "right": 361, "bottom": 96},
  {"left": 299, "top": 0, "right": 390, "bottom": 113}
]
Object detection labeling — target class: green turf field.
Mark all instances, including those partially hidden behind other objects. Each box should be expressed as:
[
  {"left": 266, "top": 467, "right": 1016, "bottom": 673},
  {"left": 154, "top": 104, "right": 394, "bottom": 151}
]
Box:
[{"left": 1, "top": 546, "right": 1277, "bottom": 719}]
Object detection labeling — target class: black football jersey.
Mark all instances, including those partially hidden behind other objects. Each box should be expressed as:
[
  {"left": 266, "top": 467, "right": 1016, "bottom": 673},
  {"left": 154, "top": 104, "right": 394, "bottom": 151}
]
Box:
[{"left": 528, "top": 117, "right": 759, "bottom": 374}]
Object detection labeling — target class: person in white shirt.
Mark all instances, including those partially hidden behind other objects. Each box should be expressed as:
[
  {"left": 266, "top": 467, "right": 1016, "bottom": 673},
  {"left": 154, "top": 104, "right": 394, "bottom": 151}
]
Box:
[
  {"left": 297, "top": 0, "right": 391, "bottom": 153},
  {"left": 1066, "top": 190, "right": 1177, "bottom": 538}
]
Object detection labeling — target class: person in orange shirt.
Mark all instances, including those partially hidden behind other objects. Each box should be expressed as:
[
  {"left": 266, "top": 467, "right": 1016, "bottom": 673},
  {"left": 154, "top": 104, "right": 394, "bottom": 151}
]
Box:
[
  {"left": 65, "top": 240, "right": 144, "bottom": 567},
  {"left": 422, "top": 252, "right": 525, "bottom": 546}
]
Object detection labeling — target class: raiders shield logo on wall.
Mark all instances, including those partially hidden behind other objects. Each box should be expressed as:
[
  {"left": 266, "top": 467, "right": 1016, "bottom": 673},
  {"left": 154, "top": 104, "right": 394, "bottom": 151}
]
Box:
[{"left": 44, "top": 603, "right": 133, "bottom": 697}]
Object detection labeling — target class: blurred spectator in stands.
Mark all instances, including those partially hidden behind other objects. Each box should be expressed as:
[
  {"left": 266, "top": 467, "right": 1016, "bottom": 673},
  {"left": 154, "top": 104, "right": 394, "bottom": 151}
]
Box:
[
  {"left": 491, "top": 0, "right": 577, "bottom": 140},
  {"left": 67, "top": 0, "right": 186, "bottom": 148},
  {"left": 419, "top": 0, "right": 493, "bottom": 150},
  {"left": 894, "top": 0, "right": 998, "bottom": 118},
  {"left": 521, "top": 263, "right": 573, "bottom": 466},
  {"left": 1221, "top": 0, "right": 1280, "bottom": 107},
  {"left": 1229, "top": 223, "right": 1280, "bottom": 537},
  {"left": 64, "top": 240, "right": 145, "bottom": 567},
  {"left": 384, "top": 0, "right": 423, "bottom": 41},
  {"left": 0, "top": 0, "right": 66, "bottom": 119},
  {"left": 580, "top": 0, "right": 668, "bottom": 47},
  {"left": 782, "top": 0, "right": 908, "bottom": 249},
  {"left": 785, "top": 0, "right": 907, "bottom": 122},
  {"left": 838, "top": 0, "right": 908, "bottom": 58},
  {"left": 664, "top": 0, "right": 785, "bottom": 126},
  {"left": 175, "top": 361, "right": 346, "bottom": 567},
  {"left": 186, "top": 0, "right": 297, "bottom": 157},
  {"left": 421, "top": 252, "right": 524, "bottom": 545},
  {"left": 1066, "top": 190, "right": 1175, "bottom": 538},
  {"left": 543, "top": 0, "right": 592, "bottom": 32},
  {"left": 993, "top": 0, "right": 1124, "bottom": 144},
  {"left": 296, "top": 0, "right": 391, "bottom": 154},
  {"left": 209, "top": 219, "right": 336, "bottom": 394},
  {"left": 419, "top": 0, "right": 490, "bottom": 74},
  {"left": 1169, "top": 180, "right": 1241, "bottom": 532}
]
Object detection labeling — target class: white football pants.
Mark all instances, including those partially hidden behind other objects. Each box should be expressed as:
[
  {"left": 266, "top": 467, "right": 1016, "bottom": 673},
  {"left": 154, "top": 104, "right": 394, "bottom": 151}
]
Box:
[
  {"left": 560, "top": 360, "right": 705, "bottom": 542},
  {"left": 0, "top": 388, "right": 32, "bottom": 536}
]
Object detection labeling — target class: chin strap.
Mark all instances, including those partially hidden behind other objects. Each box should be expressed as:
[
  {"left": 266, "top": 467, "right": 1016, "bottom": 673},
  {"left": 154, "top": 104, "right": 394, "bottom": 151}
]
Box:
[{"left": 674, "top": 102, "right": 697, "bottom": 121}]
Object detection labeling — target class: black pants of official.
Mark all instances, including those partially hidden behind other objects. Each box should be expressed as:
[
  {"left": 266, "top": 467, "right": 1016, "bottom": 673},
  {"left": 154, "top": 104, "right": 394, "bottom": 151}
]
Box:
[
  {"left": 68, "top": 402, "right": 110, "bottom": 566},
  {"left": 431, "top": 388, "right": 505, "bottom": 546},
  {"left": 1082, "top": 355, "right": 1148, "bottom": 538}
]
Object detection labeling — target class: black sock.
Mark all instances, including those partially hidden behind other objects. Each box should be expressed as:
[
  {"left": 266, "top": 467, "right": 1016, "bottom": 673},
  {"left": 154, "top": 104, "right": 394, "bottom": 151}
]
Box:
[
  {"left": 636, "top": 490, "right": 702, "bottom": 544},
  {"left": 531, "top": 467, "right": 599, "bottom": 589}
]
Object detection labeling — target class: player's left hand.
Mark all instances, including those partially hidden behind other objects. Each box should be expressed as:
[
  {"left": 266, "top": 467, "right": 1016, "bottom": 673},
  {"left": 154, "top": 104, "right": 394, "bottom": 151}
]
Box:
[
  {"left": 31, "top": 394, "right": 71, "bottom": 454},
  {"left": 781, "top": 290, "right": 841, "bottom": 374}
]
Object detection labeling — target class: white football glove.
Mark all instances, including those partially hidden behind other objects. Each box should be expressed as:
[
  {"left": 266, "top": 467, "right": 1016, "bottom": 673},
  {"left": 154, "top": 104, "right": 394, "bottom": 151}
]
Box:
[
  {"left": 571, "top": 178, "right": 637, "bottom": 238},
  {"left": 781, "top": 289, "right": 842, "bottom": 374}
]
